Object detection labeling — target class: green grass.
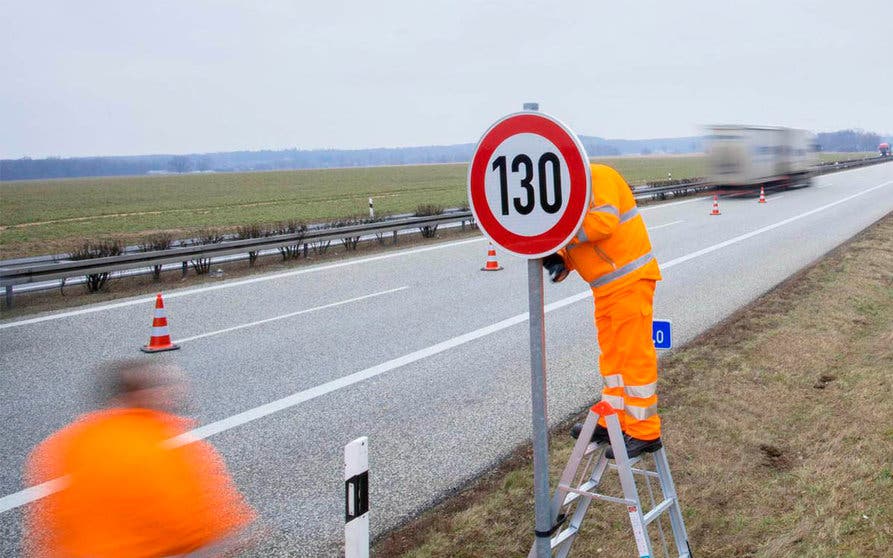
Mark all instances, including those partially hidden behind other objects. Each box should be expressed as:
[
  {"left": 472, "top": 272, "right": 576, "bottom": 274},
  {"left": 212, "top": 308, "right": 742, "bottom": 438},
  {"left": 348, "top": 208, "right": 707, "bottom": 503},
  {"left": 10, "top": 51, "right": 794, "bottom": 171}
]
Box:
[
  {"left": 0, "top": 155, "right": 707, "bottom": 258},
  {"left": 818, "top": 151, "right": 876, "bottom": 163}
]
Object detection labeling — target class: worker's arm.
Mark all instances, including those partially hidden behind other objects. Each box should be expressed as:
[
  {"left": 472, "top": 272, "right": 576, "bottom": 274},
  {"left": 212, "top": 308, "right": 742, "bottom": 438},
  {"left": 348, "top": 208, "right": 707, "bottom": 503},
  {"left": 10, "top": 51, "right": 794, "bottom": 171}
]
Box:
[{"left": 576, "top": 168, "right": 623, "bottom": 243}]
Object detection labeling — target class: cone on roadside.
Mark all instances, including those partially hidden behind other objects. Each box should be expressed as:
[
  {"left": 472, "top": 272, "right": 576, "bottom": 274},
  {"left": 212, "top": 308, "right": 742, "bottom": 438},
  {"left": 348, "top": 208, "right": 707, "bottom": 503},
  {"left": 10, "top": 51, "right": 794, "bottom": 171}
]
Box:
[
  {"left": 758, "top": 186, "right": 767, "bottom": 204},
  {"left": 710, "top": 194, "right": 721, "bottom": 216},
  {"left": 481, "top": 242, "right": 503, "bottom": 271},
  {"left": 141, "top": 293, "right": 180, "bottom": 353}
]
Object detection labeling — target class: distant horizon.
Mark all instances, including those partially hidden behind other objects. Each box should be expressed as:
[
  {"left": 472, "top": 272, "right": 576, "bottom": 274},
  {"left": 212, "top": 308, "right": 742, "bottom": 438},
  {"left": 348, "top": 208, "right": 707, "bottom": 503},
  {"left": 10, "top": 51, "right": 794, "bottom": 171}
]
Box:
[{"left": 4, "top": 128, "right": 890, "bottom": 162}]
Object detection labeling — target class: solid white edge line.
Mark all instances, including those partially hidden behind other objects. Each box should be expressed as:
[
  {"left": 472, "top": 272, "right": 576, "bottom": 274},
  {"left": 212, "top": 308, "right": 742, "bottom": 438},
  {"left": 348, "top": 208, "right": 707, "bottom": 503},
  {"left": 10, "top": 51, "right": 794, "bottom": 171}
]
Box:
[
  {"left": 177, "top": 287, "right": 408, "bottom": 344},
  {"left": 2, "top": 179, "right": 891, "bottom": 512},
  {"left": 0, "top": 238, "right": 484, "bottom": 330}
]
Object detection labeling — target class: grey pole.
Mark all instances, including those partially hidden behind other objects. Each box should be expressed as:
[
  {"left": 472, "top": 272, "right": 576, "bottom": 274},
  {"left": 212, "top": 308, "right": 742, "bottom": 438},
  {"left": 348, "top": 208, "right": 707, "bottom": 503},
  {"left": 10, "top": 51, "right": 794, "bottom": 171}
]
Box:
[
  {"left": 523, "top": 101, "right": 551, "bottom": 558},
  {"left": 528, "top": 258, "right": 551, "bottom": 557}
]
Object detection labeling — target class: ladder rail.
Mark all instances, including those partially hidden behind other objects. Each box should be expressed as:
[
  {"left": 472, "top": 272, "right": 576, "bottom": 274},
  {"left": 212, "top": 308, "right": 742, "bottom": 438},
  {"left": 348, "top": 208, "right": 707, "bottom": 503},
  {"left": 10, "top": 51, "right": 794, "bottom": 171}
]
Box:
[{"left": 531, "top": 403, "right": 692, "bottom": 557}]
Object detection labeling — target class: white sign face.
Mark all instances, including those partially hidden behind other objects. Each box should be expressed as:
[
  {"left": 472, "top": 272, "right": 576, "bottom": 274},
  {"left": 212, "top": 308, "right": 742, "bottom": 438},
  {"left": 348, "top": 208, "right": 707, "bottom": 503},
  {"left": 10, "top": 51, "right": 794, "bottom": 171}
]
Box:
[
  {"left": 483, "top": 133, "right": 573, "bottom": 237},
  {"left": 468, "top": 112, "right": 591, "bottom": 258}
]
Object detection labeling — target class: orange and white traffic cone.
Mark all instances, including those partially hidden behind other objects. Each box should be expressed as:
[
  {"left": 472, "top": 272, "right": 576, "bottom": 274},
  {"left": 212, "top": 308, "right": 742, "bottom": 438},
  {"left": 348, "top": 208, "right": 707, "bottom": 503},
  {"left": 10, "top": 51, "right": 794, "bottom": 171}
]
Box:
[
  {"left": 710, "top": 194, "right": 721, "bottom": 216},
  {"left": 758, "top": 186, "right": 767, "bottom": 204},
  {"left": 481, "top": 242, "right": 503, "bottom": 271},
  {"left": 141, "top": 293, "right": 180, "bottom": 353}
]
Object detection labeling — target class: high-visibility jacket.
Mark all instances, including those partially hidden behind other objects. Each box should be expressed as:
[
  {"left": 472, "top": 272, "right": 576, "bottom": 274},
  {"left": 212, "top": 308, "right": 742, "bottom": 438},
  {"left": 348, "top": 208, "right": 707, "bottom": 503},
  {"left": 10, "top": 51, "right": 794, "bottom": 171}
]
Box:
[
  {"left": 558, "top": 164, "right": 661, "bottom": 295},
  {"left": 24, "top": 408, "right": 255, "bottom": 558}
]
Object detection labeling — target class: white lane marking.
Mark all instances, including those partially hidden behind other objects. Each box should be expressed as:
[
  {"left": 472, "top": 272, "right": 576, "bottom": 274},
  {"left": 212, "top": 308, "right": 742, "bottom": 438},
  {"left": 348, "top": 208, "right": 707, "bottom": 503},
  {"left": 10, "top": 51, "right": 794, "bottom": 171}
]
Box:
[
  {"left": 0, "top": 477, "right": 68, "bottom": 514},
  {"left": 648, "top": 220, "right": 684, "bottom": 231},
  {"left": 770, "top": 194, "right": 784, "bottom": 200},
  {"left": 816, "top": 184, "right": 834, "bottom": 189},
  {"left": 0, "top": 238, "right": 484, "bottom": 330},
  {"left": 177, "top": 287, "right": 408, "bottom": 344},
  {"left": 3, "top": 179, "right": 891, "bottom": 513},
  {"left": 640, "top": 196, "right": 703, "bottom": 211},
  {"left": 164, "top": 290, "right": 591, "bottom": 449}
]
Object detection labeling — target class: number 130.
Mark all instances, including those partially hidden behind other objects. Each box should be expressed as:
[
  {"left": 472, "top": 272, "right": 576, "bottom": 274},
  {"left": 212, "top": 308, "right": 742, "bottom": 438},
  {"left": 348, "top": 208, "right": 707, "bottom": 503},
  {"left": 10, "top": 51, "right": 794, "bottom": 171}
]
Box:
[{"left": 492, "top": 152, "right": 562, "bottom": 216}]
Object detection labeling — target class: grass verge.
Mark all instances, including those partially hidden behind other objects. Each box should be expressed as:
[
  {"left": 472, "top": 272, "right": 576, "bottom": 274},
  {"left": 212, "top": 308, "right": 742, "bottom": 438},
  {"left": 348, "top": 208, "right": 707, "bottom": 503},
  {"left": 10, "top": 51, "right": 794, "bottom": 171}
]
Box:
[{"left": 375, "top": 212, "right": 893, "bottom": 558}]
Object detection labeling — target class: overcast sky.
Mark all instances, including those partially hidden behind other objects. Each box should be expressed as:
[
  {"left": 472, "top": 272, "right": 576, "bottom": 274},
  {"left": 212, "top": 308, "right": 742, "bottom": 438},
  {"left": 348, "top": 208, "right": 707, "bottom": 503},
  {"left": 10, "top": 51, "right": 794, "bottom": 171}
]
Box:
[{"left": 2, "top": 0, "right": 890, "bottom": 159}]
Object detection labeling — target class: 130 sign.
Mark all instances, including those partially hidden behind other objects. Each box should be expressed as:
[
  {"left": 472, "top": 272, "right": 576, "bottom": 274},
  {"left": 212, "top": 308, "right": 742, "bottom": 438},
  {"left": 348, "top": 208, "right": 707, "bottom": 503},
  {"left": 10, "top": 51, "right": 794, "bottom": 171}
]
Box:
[{"left": 468, "top": 112, "right": 591, "bottom": 258}]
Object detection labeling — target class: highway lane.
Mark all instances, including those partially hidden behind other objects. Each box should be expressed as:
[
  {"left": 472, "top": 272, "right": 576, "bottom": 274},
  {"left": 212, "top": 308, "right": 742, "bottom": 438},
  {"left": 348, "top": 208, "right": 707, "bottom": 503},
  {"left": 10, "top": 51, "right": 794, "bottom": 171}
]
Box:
[{"left": 1, "top": 162, "right": 891, "bottom": 554}]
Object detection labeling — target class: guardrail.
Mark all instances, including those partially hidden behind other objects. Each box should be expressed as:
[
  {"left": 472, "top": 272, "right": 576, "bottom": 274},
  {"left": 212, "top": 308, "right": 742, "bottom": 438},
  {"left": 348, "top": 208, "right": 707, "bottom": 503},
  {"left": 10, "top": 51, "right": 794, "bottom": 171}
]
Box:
[
  {"left": 0, "top": 213, "right": 477, "bottom": 306},
  {"left": 2, "top": 155, "right": 890, "bottom": 306}
]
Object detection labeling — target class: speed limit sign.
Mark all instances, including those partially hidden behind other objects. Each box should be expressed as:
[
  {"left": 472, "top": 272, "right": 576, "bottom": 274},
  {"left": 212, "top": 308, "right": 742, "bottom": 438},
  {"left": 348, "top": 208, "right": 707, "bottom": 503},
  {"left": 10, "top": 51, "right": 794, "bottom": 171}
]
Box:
[{"left": 467, "top": 112, "right": 591, "bottom": 258}]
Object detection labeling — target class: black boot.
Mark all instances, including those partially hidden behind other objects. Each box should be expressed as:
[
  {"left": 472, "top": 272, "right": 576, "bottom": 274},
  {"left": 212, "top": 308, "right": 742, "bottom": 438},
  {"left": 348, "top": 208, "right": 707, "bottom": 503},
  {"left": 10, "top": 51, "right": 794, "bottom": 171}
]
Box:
[
  {"left": 570, "top": 423, "right": 610, "bottom": 445},
  {"left": 606, "top": 435, "right": 662, "bottom": 459}
]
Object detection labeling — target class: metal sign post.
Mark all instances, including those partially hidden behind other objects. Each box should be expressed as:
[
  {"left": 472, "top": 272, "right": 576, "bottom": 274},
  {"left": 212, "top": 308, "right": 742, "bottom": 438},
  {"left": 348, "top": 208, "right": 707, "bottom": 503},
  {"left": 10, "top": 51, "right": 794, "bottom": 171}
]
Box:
[
  {"left": 467, "top": 103, "right": 590, "bottom": 558},
  {"left": 527, "top": 257, "right": 551, "bottom": 557}
]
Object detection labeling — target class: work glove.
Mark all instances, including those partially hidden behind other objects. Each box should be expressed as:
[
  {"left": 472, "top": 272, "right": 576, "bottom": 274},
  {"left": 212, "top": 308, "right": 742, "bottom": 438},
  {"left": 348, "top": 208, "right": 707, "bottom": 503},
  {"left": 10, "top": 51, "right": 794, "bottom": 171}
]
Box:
[{"left": 542, "top": 253, "right": 569, "bottom": 283}]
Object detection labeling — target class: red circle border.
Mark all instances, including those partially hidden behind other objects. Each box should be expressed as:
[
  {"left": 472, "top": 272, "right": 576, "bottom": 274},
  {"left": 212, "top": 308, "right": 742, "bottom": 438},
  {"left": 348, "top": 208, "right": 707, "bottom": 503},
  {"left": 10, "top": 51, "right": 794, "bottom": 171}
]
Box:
[{"left": 468, "top": 113, "right": 589, "bottom": 257}]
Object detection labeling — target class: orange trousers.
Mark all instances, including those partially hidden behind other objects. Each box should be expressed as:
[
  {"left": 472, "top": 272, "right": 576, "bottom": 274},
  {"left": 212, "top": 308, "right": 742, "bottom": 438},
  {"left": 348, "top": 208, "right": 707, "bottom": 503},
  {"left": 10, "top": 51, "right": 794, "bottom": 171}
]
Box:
[{"left": 594, "top": 279, "right": 660, "bottom": 440}]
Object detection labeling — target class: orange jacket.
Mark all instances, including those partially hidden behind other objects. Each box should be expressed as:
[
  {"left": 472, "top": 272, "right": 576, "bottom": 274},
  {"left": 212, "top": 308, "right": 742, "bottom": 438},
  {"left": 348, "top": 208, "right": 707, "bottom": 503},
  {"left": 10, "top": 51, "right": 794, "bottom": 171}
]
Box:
[
  {"left": 24, "top": 408, "right": 255, "bottom": 558},
  {"left": 558, "top": 164, "right": 661, "bottom": 295}
]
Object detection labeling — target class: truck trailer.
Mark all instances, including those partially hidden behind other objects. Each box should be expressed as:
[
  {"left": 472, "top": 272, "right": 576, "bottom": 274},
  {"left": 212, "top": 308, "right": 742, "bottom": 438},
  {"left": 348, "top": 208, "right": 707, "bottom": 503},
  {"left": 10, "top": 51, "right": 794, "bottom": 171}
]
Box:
[{"left": 705, "top": 125, "right": 819, "bottom": 187}]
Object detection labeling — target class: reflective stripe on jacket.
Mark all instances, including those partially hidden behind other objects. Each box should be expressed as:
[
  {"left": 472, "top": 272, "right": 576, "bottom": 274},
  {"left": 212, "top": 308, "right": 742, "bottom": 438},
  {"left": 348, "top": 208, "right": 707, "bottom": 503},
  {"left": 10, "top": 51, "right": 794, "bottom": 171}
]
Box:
[{"left": 558, "top": 164, "right": 661, "bottom": 294}]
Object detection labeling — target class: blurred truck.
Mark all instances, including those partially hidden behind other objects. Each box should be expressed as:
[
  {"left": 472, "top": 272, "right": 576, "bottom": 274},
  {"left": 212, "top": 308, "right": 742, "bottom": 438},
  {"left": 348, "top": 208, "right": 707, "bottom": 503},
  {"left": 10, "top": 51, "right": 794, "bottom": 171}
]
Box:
[
  {"left": 880, "top": 142, "right": 891, "bottom": 157},
  {"left": 705, "top": 125, "right": 819, "bottom": 187}
]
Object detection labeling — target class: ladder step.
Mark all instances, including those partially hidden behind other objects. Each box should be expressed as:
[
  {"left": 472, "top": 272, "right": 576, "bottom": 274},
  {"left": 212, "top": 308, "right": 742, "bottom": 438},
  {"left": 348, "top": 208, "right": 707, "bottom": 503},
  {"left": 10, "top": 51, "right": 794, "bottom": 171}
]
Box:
[
  {"left": 641, "top": 497, "right": 675, "bottom": 525},
  {"left": 550, "top": 526, "right": 578, "bottom": 549},
  {"left": 561, "top": 479, "right": 598, "bottom": 506},
  {"left": 582, "top": 441, "right": 603, "bottom": 457}
]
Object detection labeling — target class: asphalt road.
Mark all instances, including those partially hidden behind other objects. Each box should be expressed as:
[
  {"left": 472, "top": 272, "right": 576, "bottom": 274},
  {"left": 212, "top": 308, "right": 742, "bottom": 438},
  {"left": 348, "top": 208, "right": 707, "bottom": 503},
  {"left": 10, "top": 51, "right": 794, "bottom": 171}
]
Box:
[{"left": 1, "top": 162, "right": 891, "bottom": 555}]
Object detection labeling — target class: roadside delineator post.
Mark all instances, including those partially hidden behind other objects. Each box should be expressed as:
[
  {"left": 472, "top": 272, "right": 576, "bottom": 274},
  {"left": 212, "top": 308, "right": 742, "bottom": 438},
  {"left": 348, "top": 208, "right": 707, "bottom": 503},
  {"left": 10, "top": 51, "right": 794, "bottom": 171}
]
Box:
[
  {"left": 481, "top": 243, "right": 503, "bottom": 271},
  {"left": 140, "top": 293, "right": 180, "bottom": 353},
  {"left": 710, "top": 194, "right": 721, "bottom": 216},
  {"left": 758, "top": 186, "right": 767, "bottom": 204},
  {"left": 345, "top": 437, "right": 369, "bottom": 558}
]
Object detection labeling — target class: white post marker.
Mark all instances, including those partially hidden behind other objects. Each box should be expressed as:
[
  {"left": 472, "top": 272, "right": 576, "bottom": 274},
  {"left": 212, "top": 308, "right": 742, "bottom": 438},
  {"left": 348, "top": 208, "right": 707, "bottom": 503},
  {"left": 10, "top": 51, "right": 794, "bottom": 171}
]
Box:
[
  {"left": 368, "top": 197, "right": 375, "bottom": 220},
  {"left": 467, "top": 105, "right": 590, "bottom": 558},
  {"left": 344, "top": 437, "right": 369, "bottom": 558}
]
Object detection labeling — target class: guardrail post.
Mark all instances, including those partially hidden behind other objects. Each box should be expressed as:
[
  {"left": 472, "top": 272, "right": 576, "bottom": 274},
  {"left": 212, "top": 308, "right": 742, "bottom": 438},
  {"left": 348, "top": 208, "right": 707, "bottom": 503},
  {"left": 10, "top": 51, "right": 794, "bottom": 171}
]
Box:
[
  {"left": 181, "top": 261, "right": 188, "bottom": 277},
  {"left": 5, "top": 285, "right": 12, "bottom": 309}
]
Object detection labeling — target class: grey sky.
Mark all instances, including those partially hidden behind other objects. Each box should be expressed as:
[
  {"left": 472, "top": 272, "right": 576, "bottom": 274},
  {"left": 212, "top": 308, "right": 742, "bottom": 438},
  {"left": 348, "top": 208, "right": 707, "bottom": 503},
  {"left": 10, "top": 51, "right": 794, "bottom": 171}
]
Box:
[{"left": 2, "top": 0, "right": 890, "bottom": 159}]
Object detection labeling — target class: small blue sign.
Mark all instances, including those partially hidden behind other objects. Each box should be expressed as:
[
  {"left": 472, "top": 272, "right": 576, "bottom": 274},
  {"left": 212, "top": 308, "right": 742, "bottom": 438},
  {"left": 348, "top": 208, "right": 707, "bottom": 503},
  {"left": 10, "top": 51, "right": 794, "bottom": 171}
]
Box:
[{"left": 652, "top": 320, "right": 672, "bottom": 350}]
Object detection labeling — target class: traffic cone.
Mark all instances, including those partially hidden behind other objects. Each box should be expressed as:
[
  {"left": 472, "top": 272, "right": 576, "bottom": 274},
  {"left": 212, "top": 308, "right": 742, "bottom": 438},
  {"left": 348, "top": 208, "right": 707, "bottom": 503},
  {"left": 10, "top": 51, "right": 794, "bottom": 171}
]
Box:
[
  {"left": 141, "top": 293, "right": 180, "bottom": 353},
  {"left": 481, "top": 243, "right": 503, "bottom": 271},
  {"left": 758, "top": 186, "right": 767, "bottom": 204},
  {"left": 710, "top": 195, "right": 721, "bottom": 216}
]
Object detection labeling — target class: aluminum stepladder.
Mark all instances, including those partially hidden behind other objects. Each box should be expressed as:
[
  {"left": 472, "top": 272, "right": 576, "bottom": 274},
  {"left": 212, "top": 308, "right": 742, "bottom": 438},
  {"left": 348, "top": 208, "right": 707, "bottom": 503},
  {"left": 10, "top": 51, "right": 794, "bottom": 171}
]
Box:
[{"left": 529, "top": 401, "right": 691, "bottom": 558}]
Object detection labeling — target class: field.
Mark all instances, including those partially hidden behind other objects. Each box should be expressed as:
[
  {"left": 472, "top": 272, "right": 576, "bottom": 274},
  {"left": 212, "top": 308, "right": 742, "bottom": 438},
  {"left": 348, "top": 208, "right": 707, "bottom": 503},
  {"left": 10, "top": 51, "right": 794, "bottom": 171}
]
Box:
[
  {"left": 0, "top": 152, "right": 868, "bottom": 259},
  {"left": 0, "top": 155, "right": 706, "bottom": 259},
  {"left": 377, "top": 214, "right": 893, "bottom": 557},
  {"left": 818, "top": 151, "right": 877, "bottom": 163}
]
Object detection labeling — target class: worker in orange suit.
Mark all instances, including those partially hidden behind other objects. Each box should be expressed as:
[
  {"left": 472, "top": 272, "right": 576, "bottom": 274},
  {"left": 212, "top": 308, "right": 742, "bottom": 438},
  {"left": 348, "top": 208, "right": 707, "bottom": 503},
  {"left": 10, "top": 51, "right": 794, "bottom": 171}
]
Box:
[
  {"left": 543, "top": 163, "right": 663, "bottom": 458},
  {"left": 24, "top": 360, "right": 257, "bottom": 557}
]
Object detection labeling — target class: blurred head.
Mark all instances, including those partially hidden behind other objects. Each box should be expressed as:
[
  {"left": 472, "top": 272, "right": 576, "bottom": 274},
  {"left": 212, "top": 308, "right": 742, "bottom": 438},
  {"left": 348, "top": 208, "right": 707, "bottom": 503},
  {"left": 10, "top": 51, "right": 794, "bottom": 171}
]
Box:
[{"left": 96, "top": 359, "right": 187, "bottom": 414}]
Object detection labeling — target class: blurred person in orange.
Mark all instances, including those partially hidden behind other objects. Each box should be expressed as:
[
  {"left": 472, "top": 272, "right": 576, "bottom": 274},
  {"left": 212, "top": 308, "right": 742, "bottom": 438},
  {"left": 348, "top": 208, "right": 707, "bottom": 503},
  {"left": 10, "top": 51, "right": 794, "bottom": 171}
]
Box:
[{"left": 23, "top": 359, "right": 256, "bottom": 557}]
